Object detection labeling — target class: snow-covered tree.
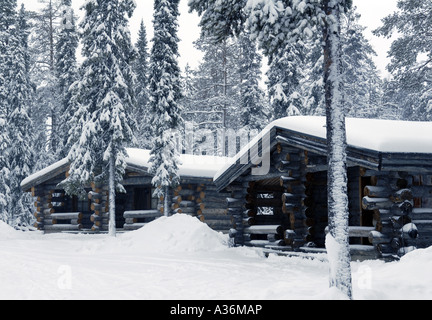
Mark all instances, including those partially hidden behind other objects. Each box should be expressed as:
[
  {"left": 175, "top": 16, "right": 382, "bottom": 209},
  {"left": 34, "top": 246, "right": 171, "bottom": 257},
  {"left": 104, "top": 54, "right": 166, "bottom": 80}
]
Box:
[
  {"left": 0, "top": 3, "right": 35, "bottom": 226},
  {"left": 28, "top": 0, "right": 63, "bottom": 164},
  {"left": 55, "top": 0, "right": 78, "bottom": 159},
  {"left": 266, "top": 43, "right": 305, "bottom": 119},
  {"left": 190, "top": 36, "right": 241, "bottom": 124},
  {"left": 238, "top": 32, "right": 268, "bottom": 130},
  {"left": 374, "top": 0, "right": 432, "bottom": 120},
  {"left": 149, "top": 0, "right": 183, "bottom": 216},
  {"left": 341, "top": 7, "right": 381, "bottom": 118},
  {"left": 62, "top": 0, "right": 137, "bottom": 237},
  {"left": 0, "top": 0, "right": 16, "bottom": 223},
  {"left": 133, "top": 20, "right": 152, "bottom": 149},
  {"left": 190, "top": 0, "right": 354, "bottom": 298},
  {"left": 322, "top": 0, "right": 353, "bottom": 299}
]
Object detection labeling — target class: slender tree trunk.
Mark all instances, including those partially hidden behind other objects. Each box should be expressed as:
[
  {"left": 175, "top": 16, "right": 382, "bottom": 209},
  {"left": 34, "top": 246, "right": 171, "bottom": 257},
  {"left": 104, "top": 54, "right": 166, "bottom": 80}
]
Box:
[
  {"left": 109, "top": 155, "right": 116, "bottom": 237},
  {"left": 164, "top": 185, "right": 170, "bottom": 217},
  {"left": 323, "top": 0, "right": 353, "bottom": 299}
]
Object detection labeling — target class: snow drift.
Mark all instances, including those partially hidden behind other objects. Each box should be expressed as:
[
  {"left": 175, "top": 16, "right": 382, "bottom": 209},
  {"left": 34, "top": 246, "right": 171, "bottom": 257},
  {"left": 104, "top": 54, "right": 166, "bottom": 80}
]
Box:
[{"left": 119, "top": 214, "right": 229, "bottom": 253}]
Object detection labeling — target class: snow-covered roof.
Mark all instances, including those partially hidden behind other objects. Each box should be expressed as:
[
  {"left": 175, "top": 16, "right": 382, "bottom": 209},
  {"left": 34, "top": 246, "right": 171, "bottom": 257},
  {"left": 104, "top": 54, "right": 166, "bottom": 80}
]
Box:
[
  {"left": 21, "top": 158, "right": 70, "bottom": 191},
  {"left": 272, "top": 116, "right": 432, "bottom": 154},
  {"left": 21, "top": 116, "right": 432, "bottom": 192},
  {"left": 126, "top": 148, "right": 231, "bottom": 179},
  {"left": 21, "top": 148, "right": 231, "bottom": 191},
  {"left": 214, "top": 116, "right": 432, "bottom": 184}
]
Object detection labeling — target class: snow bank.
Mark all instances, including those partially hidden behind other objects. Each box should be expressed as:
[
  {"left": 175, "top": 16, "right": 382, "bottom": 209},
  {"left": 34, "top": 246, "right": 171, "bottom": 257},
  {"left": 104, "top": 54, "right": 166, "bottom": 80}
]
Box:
[
  {"left": 0, "top": 221, "right": 27, "bottom": 240},
  {"left": 120, "top": 214, "right": 229, "bottom": 253}
]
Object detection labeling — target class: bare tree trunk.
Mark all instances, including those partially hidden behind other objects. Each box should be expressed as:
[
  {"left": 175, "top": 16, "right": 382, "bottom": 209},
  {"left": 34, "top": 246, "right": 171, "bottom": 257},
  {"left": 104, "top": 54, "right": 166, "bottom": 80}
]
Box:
[
  {"left": 164, "top": 185, "right": 170, "bottom": 217},
  {"left": 109, "top": 155, "right": 116, "bottom": 237},
  {"left": 323, "top": 0, "right": 353, "bottom": 299}
]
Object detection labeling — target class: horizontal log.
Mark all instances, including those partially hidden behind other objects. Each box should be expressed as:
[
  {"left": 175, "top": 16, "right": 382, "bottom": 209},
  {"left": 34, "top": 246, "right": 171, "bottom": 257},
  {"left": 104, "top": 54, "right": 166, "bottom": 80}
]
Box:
[
  {"left": 44, "top": 224, "right": 82, "bottom": 231},
  {"left": 412, "top": 208, "right": 432, "bottom": 219},
  {"left": 368, "top": 231, "right": 391, "bottom": 245},
  {"left": 174, "top": 188, "right": 195, "bottom": 197},
  {"left": 123, "top": 210, "right": 161, "bottom": 219},
  {"left": 364, "top": 185, "right": 390, "bottom": 198},
  {"left": 362, "top": 196, "right": 392, "bottom": 210},
  {"left": 123, "top": 223, "right": 146, "bottom": 230},
  {"left": 173, "top": 200, "right": 194, "bottom": 208},
  {"left": 243, "top": 225, "right": 283, "bottom": 235},
  {"left": 325, "top": 226, "right": 376, "bottom": 238},
  {"left": 41, "top": 208, "right": 55, "bottom": 215},
  {"left": 197, "top": 208, "right": 227, "bottom": 215},
  {"left": 174, "top": 207, "right": 195, "bottom": 214},
  {"left": 50, "top": 212, "right": 82, "bottom": 220},
  {"left": 391, "top": 189, "right": 413, "bottom": 203},
  {"left": 243, "top": 240, "right": 286, "bottom": 248},
  {"left": 226, "top": 198, "right": 244, "bottom": 207},
  {"left": 349, "top": 226, "right": 376, "bottom": 238}
]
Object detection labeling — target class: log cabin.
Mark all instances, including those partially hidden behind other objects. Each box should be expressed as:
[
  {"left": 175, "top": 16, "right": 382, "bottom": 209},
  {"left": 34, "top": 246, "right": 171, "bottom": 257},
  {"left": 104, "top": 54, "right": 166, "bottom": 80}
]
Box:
[
  {"left": 21, "top": 149, "right": 233, "bottom": 234},
  {"left": 21, "top": 116, "right": 432, "bottom": 261},
  {"left": 213, "top": 116, "right": 432, "bottom": 261}
]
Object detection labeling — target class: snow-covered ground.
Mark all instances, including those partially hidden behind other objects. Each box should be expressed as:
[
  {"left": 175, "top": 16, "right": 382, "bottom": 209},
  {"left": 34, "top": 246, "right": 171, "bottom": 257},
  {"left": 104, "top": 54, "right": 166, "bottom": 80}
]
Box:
[{"left": 1, "top": 214, "right": 431, "bottom": 300}]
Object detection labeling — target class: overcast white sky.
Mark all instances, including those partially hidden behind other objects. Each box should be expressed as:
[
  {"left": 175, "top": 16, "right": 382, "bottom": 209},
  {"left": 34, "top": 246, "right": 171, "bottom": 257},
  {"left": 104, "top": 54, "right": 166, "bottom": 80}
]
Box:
[{"left": 19, "top": 0, "right": 399, "bottom": 77}]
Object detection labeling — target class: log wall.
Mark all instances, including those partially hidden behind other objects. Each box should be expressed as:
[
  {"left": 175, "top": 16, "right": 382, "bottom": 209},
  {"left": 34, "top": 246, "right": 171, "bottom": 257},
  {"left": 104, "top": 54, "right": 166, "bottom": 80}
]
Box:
[
  {"left": 227, "top": 145, "right": 309, "bottom": 250},
  {"left": 360, "top": 170, "right": 432, "bottom": 259}
]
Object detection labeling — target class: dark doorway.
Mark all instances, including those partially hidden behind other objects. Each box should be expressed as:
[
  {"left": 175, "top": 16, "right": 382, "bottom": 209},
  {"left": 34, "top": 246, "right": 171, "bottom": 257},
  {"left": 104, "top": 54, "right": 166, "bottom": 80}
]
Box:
[{"left": 134, "top": 187, "right": 152, "bottom": 210}]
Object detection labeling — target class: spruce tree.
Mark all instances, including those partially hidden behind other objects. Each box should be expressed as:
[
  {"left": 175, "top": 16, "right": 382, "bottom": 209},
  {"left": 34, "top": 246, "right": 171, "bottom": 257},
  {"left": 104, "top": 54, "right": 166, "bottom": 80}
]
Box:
[
  {"left": 149, "top": 0, "right": 183, "bottom": 216},
  {"left": 133, "top": 20, "right": 152, "bottom": 149},
  {"left": 238, "top": 32, "right": 268, "bottom": 130},
  {"left": 0, "top": 0, "right": 16, "bottom": 223},
  {"left": 62, "top": 0, "right": 137, "bottom": 236},
  {"left": 55, "top": 0, "right": 78, "bottom": 159},
  {"left": 266, "top": 44, "right": 305, "bottom": 119},
  {"left": 341, "top": 7, "right": 381, "bottom": 118},
  {"left": 0, "top": 3, "right": 34, "bottom": 226}
]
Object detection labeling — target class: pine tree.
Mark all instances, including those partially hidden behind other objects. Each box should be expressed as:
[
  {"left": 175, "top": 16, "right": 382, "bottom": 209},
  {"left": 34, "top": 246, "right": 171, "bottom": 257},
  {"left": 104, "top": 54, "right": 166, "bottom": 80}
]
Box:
[
  {"left": 62, "top": 0, "right": 137, "bottom": 236},
  {"left": 55, "top": 0, "right": 78, "bottom": 159},
  {"left": 374, "top": 0, "right": 432, "bottom": 120},
  {"left": 149, "top": 0, "right": 183, "bottom": 216},
  {"left": 133, "top": 20, "right": 152, "bottom": 149}
]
